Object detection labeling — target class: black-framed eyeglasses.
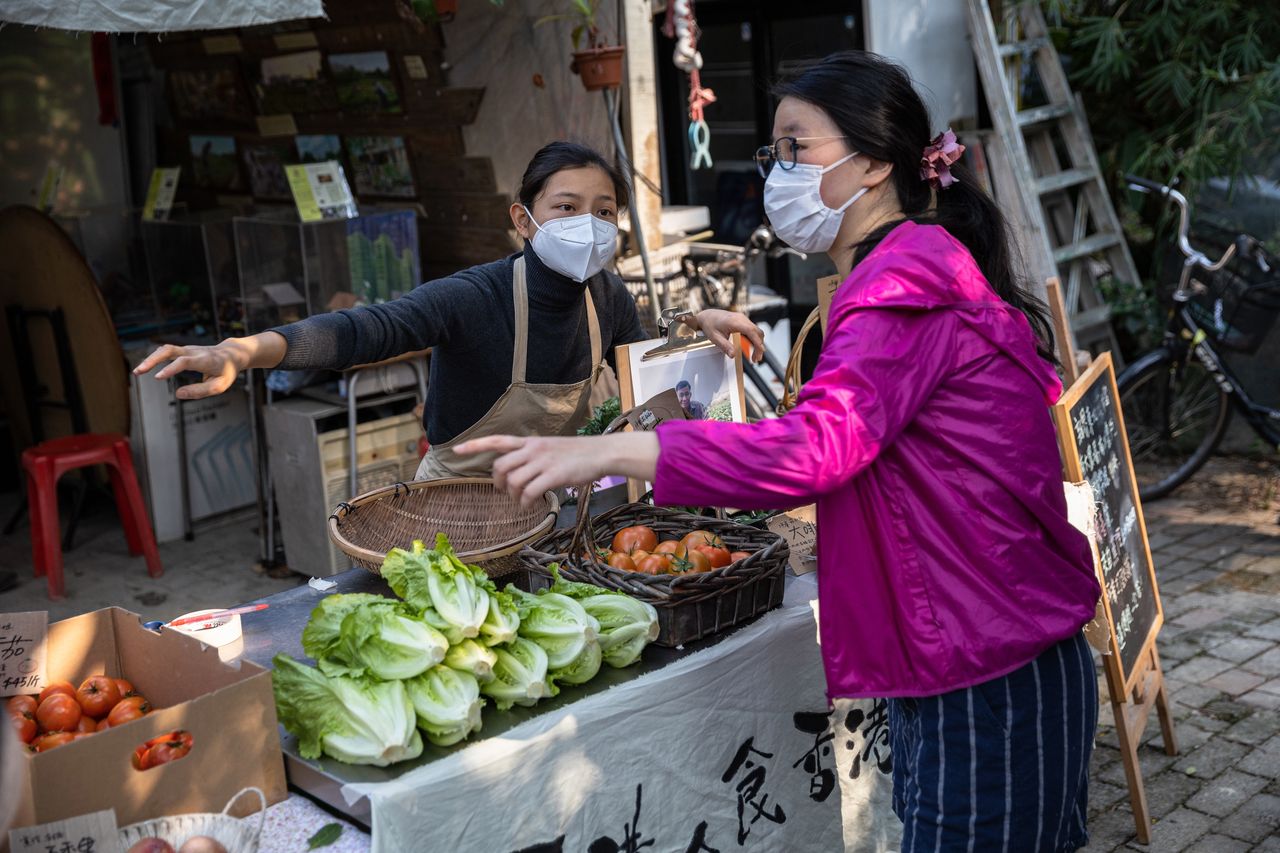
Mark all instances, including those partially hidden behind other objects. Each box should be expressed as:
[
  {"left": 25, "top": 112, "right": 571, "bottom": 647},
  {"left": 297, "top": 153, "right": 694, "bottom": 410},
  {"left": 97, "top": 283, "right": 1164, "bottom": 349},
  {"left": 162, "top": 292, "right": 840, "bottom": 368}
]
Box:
[{"left": 754, "top": 136, "right": 849, "bottom": 178}]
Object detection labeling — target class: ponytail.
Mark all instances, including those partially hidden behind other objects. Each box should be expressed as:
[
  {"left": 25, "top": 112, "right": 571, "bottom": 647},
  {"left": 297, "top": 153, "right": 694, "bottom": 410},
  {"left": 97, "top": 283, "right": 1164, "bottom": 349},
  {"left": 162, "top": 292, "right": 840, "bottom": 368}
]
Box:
[{"left": 774, "top": 51, "right": 1056, "bottom": 363}]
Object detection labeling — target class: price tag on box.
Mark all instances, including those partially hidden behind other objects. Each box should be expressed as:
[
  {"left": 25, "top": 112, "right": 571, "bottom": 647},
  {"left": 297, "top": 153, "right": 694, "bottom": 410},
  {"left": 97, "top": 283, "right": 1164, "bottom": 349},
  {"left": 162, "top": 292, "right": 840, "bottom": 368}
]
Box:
[
  {"left": 767, "top": 506, "right": 817, "bottom": 575},
  {"left": 8, "top": 809, "right": 121, "bottom": 853},
  {"left": 0, "top": 611, "right": 48, "bottom": 697}
]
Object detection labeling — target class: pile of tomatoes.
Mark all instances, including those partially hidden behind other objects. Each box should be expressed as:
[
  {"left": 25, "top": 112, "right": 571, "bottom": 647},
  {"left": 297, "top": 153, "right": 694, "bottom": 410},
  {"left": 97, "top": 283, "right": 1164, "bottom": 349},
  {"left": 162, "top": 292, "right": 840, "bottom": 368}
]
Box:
[
  {"left": 595, "top": 525, "right": 753, "bottom": 575},
  {"left": 6, "top": 675, "right": 153, "bottom": 753}
]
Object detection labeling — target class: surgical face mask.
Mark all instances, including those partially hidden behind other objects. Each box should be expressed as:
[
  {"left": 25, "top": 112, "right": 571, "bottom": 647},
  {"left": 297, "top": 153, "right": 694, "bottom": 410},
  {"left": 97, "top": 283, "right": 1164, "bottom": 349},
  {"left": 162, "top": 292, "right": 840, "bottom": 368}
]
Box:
[
  {"left": 763, "top": 152, "right": 867, "bottom": 253},
  {"left": 523, "top": 205, "right": 619, "bottom": 282}
]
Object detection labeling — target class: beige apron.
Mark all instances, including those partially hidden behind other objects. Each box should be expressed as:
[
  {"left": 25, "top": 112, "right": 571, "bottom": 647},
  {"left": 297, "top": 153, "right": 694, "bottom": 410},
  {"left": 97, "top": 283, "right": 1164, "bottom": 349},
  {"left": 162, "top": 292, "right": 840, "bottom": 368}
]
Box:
[{"left": 415, "top": 256, "right": 615, "bottom": 479}]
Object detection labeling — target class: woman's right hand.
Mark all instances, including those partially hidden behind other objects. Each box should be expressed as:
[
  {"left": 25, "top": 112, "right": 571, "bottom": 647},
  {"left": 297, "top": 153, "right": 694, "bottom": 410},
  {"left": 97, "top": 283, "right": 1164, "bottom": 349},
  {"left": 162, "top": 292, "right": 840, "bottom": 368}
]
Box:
[{"left": 132, "top": 332, "right": 286, "bottom": 400}]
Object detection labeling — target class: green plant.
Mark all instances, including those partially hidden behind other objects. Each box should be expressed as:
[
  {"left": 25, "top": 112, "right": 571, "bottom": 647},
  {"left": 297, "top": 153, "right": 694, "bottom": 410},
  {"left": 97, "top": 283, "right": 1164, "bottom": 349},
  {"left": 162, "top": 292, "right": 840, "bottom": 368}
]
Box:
[
  {"left": 536, "top": 0, "right": 607, "bottom": 51},
  {"left": 1045, "top": 0, "right": 1279, "bottom": 204}
]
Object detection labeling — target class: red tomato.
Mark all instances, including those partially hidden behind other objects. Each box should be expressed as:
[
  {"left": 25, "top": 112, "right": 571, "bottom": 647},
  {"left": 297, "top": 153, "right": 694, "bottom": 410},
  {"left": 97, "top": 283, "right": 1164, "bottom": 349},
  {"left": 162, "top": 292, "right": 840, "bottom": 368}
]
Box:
[
  {"left": 680, "top": 531, "right": 725, "bottom": 552},
  {"left": 7, "top": 695, "right": 37, "bottom": 717},
  {"left": 611, "top": 526, "right": 658, "bottom": 555},
  {"left": 138, "top": 731, "right": 194, "bottom": 770},
  {"left": 106, "top": 695, "right": 152, "bottom": 728},
  {"left": 114, "top": 678, "right": 136, "bottom": 697},
  {"left": 75, "top": 715, "right": 98, "bottom": 734},
  {"left": 38, "top": 681, "right": 76, "bottom": 704},
  {"left": 634, "top": 554, "right": 672, "bottom": 575},
  {"left": 729, "top": 551, "right": 752, "bottom": 563},
  {"left": 653, "top": 540, "right": 688, "bottom": 559},
  {"left": 76, "top": 675, "right": 122, "bottom": 719},
  {"left": 606, "top": 552, "right": 637, "bottom": 572},
  {"left": 694, "top": 545, "right": 732, "bottom": 568},
  {"left": 31, "top": 731, "right": 76, "bottom": 752},
  {"left": 677, "top": 550, "right": 712, "bottom": 573},
  {"left": 9, "top": 712, "right": 36, "bottom": 744},
  {"left": 36, "top": 693, "right": 82, "bottom": 733}
]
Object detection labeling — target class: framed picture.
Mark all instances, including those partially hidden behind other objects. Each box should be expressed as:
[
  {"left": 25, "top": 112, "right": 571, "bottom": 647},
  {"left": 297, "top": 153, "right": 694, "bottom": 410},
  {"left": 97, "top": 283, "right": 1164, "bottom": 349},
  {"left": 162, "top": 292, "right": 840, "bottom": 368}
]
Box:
[
  {"left": 615, "top": 336, "right": 747, "bottom": 500},
  {"left": 188, "top": 135, "right": 243, "bottom": 191},
  {"left": 167, "top": 64, "right": 253, "bottom": 123},
  {"left": 344, "top": 135, "right": 416, "bottom": 198},
  {"left": 252, "top": 50, "right": 332, "bottom": 114},
  {"left": 241, "top": 140, "right": 293, "bottom": 200},
  {"left": 328, "top": 51, "right": 401, "bottom": 114},
  {"left": 295, "top": 134, "right": 343, "bottom": 165}
]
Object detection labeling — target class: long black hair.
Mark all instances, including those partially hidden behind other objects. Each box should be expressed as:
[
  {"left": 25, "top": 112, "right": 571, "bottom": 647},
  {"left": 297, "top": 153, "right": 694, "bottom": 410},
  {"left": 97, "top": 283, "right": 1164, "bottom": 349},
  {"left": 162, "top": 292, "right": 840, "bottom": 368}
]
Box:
[
  {"left": 773, "top": 51, "right": 1055, "bottom": 360},
  {"left": 517, "top": 140, "right": 630, "bottom": 210}
]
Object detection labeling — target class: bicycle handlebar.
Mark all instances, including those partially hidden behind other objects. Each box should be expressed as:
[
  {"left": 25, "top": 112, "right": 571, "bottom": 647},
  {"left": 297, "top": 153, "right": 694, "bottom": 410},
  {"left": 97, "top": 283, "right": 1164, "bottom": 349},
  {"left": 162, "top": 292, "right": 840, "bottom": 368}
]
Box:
[{"left": 1123, "top": 173, "right": 1236, "bottom": 274}]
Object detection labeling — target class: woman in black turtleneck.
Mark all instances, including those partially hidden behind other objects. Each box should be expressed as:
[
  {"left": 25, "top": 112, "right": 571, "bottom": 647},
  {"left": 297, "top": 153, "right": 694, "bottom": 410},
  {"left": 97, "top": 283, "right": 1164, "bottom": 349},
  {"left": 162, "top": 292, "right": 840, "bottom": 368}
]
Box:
[{"left": 133, "top": 142, "right": 762, "bottom": 478}]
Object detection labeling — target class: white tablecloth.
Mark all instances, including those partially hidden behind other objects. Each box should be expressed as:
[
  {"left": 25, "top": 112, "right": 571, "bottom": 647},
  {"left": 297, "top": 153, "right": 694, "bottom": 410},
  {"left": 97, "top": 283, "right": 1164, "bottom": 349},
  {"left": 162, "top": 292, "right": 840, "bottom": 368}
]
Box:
[{"left": 327, "top": 575, "right": 902, "bottom": 853}]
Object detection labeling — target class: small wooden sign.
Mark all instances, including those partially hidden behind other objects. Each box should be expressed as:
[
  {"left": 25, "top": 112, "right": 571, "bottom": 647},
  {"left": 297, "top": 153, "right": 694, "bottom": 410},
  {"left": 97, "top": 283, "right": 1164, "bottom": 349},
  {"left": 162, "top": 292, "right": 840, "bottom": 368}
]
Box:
[
  {"left": 273, "top": 31, "right": 319, "bottom": 50},
  {"left": 0, "top": 611, "right": 49, "bottom": 697},
  {"left": 9, "top": 809, "right": 122, "bottom": 853},
  {"left": 256, "top": 113, "right": 299, "bottom": 137},
  {"left": 1051, "top": 352, "right": 1177, "bottom": 844},
  {"left": 201, "top": 34, "right": 243, "bottom": 55},
  {"left": 816, "top": 274, "right": 841, "bottom": 334}
]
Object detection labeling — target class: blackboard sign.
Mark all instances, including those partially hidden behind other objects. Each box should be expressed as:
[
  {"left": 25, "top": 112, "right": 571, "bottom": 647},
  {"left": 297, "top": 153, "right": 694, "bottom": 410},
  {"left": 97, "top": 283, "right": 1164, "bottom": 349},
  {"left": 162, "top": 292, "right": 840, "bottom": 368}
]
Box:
[{"left": 1052, "top": 353, "right": 1162, "bottom": 691}]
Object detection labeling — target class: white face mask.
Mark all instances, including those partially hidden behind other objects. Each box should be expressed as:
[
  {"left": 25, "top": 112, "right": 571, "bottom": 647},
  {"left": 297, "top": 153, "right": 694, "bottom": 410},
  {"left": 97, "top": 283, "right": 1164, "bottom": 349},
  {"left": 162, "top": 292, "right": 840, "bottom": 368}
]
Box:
[
  {"left": 523, "top": 205, "right": 619, "bottom": 283},
  {"left": 763, "top": 151, "right": 867, "bottom": 253}
]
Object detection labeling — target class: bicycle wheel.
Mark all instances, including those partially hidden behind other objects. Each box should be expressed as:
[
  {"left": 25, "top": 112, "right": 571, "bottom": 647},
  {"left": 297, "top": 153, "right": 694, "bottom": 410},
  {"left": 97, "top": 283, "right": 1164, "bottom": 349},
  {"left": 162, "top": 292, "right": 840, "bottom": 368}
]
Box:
[{"left": 1118, "top": 348, "right": 1231, "bottom": 501}]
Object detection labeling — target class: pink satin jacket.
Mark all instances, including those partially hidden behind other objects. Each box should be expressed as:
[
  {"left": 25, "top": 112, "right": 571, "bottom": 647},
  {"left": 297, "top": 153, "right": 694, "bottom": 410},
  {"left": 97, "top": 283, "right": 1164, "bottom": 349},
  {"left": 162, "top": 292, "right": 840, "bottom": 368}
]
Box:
[{"left": 654, "top": 221, "right": 1099, "bottom": 698}]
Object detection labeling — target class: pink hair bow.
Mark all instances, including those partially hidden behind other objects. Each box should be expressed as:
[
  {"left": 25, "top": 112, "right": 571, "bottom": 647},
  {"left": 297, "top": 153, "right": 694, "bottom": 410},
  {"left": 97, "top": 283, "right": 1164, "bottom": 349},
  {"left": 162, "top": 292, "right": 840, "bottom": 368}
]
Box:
[{"left": 920, "top": 129, "right": 965, "bottom": 190}]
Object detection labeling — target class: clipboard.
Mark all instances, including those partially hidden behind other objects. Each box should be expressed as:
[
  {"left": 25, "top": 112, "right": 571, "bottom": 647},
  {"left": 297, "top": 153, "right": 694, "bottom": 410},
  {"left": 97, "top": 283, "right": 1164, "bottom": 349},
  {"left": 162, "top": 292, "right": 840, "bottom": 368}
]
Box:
[{"left": 615, "top": 318, "right": 748, "bottom": 502}]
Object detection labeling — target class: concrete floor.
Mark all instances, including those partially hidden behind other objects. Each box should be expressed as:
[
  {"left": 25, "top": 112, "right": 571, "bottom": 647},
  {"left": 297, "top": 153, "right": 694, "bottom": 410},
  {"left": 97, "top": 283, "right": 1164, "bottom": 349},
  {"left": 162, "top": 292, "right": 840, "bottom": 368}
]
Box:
[{"left": 0, "top": 489, "right": 305, "bottom": 622}]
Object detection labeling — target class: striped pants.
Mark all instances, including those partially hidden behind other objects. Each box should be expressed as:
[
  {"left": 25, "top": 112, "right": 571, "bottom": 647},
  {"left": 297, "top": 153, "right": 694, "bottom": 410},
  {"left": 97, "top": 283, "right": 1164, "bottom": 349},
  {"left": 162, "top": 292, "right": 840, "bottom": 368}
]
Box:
[{"left": 888, "top": 632, "right": 1097, "bottom": 853}]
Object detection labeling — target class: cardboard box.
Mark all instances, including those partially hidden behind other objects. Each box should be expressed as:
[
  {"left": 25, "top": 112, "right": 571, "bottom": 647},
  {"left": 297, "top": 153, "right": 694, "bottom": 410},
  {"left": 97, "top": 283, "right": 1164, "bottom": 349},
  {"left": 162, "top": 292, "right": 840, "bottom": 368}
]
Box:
[{"left": 8, "top": 608, "right": 287, "bottom": 833}]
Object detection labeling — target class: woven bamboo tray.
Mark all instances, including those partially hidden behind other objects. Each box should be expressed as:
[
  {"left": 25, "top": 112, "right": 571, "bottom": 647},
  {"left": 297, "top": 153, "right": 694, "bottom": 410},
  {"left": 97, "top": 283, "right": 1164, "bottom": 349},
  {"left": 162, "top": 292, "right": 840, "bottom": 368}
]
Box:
[
  {"left": 118, "top": 787, "right": 265, "bottom": 852},
  {"left": 329, "top": 477, "right": 559, "bottom": 577},
  {"left": 522, "top": 502, "right": 789, "bottom": 646}
]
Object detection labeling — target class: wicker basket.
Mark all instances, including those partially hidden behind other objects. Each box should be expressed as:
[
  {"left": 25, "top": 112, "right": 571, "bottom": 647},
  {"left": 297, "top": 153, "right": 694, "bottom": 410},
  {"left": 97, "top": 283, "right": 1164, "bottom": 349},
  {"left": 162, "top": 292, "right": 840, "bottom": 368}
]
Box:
[
  {"left": 118, "top": 787, "right": 265, "bottom": 853},
  {"left": 329, "top": 477, "right": 559, "bottom": 577},
  {"left": 521, "top": 499, "right": 789, "bottom": 646}
]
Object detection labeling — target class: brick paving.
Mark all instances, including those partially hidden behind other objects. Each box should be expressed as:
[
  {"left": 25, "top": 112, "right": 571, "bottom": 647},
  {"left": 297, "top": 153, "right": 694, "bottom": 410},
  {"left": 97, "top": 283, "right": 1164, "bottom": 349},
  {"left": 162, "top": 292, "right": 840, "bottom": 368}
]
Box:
[{"left": 1086, "top": 472, "right": 1280, "bottom": 851}]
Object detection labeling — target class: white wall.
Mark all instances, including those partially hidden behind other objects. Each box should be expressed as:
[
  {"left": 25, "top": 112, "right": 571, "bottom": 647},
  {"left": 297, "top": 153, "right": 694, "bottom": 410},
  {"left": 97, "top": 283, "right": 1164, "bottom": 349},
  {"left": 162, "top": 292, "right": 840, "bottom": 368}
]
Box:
[
  {"left": 441, "top": 4, "right": 619, "bottom": 199},
  {"left": 863, "top": 0, "right": 978, "bottom": 131}
]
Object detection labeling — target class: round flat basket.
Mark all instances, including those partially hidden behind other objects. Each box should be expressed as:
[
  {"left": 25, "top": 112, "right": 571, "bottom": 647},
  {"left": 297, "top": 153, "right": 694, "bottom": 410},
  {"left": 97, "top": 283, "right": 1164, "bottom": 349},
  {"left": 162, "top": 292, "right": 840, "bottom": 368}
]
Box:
[
  {"left": 329, "top": 477, "right": 559, "bottom": 577},
  {"left": 118, "top": 787, "right": 265, "bottom": 853}
]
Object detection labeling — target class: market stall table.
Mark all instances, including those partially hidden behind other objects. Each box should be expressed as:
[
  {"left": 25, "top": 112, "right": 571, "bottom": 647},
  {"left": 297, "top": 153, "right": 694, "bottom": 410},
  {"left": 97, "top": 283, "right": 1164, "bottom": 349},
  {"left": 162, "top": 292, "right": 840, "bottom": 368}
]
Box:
[{"left": 237, "top": 566, "right": 899, "bottom": 852}]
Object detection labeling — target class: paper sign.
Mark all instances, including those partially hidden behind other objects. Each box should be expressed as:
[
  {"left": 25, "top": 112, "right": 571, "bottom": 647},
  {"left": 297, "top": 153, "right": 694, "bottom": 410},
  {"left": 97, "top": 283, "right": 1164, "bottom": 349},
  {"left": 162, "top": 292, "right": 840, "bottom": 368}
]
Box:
[
  {"left": 403, "top": 55, "right": 429, "bottom": 80},
  {"left": 9, "top": 809, "right": 122, "bottom": 853},
  {"left": 816, "top": 274, "right": 841, "bottom": 334},
  {"left": 274, "top": 31, "right": 318, "bottom": 50},
  {"left": 36, "top": 164, "right": 62, "bottom": 213},
  {"left": 0, "top": 611, "right": 48, "bottom": 697},
  {"left": 202, "top": 35, "right": 243, "bottom": 54},
  {"left": 256, "top": 113, "right": 299, "bottom": 137},
  {"left": 767, "top": 506, "right": 817, "bottom": 575},
  {"left": 285, "top": 161, "right": 357, "bottom": 222},
  {"left": 141, "top": 167, "right": 180, "bottom": 221}
]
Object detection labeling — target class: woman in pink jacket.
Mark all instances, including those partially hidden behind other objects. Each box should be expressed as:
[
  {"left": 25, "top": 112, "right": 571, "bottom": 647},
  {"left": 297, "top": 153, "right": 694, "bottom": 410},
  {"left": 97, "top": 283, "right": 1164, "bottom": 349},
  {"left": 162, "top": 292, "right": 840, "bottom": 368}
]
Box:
[{"left": 462, "top": 51, "right": 1101, "bottom": 852}]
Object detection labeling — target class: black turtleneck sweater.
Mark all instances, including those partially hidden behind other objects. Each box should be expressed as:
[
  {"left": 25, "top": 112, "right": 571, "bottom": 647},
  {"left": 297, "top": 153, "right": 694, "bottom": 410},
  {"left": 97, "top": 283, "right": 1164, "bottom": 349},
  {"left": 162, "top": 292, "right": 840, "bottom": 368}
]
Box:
[{"left": 272, "top": 246, "right": 645, "bottom": 445}]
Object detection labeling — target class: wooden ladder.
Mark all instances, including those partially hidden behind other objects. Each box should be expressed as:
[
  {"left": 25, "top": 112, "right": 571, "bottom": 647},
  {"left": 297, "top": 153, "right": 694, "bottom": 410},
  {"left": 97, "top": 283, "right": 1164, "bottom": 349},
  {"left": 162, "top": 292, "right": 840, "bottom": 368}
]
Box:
[{"left": 965, "top": 0, "right": 1138, "bottom": 364}]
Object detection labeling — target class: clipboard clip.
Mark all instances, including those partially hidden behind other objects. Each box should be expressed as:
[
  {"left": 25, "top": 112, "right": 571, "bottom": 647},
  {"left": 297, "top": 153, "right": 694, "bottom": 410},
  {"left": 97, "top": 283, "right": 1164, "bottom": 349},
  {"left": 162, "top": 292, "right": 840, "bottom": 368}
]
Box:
[{"left": 644, "top": 311, "right": 717, "bottom": 361}]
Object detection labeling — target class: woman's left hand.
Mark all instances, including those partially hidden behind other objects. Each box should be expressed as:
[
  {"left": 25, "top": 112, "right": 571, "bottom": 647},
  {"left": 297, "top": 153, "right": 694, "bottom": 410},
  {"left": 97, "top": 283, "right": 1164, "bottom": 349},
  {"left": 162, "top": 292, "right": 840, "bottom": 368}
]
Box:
[
  {"left": 455, "top": 433, "right": 659, "bottom": 508},
  {"left": 691, "top": 309, "right": 766, "bottom": 363}
]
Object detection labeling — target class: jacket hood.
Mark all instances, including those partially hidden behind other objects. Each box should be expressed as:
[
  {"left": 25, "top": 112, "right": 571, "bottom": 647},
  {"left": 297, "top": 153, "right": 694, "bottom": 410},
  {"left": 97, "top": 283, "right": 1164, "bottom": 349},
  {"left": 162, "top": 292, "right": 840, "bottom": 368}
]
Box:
[{"left": 834, "top": 220, "right": 1063, "bottom": 404}]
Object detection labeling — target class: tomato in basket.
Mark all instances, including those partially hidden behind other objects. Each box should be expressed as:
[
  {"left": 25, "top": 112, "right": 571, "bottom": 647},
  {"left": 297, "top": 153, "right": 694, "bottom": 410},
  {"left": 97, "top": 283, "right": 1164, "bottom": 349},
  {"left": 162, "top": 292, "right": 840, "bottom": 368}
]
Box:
[{"left": 612, "top": 525, "right": 657, "bottom": 555}]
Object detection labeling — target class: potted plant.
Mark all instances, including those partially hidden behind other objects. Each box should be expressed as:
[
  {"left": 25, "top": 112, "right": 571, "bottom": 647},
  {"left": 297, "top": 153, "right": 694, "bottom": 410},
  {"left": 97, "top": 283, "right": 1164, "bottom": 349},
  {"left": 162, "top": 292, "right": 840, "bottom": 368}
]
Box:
[{"left": 537, "top": 0, "right": 626, "bottom": 91}]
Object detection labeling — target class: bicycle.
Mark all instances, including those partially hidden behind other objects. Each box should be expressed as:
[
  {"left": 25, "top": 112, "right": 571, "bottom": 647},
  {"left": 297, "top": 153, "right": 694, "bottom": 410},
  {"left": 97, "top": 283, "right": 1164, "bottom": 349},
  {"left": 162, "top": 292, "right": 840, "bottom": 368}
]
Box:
[{"left": 1116, "top": 174, "right": 1280, "bottom": 502}]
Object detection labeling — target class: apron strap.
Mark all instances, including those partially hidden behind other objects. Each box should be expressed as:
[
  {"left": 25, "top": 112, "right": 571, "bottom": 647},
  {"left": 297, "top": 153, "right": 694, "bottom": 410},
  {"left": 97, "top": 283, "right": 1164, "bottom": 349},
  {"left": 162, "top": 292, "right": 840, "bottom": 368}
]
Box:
[
  {"left": 511, "top": 256, "right": 530, "bottom": 384},
  {"left": 511, "top": 256, "right": 605, "bottom": 384},
  {"left": 584, "top": 288, "right": 602, "bottom": 368}
]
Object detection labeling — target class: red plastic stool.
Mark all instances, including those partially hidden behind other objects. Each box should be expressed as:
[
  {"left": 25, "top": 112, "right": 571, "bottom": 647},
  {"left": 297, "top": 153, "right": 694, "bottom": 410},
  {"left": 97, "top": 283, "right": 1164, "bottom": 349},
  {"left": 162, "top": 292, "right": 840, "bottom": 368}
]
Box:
[{"left": 21, "top": 433, "right": 163, "bottom": 600}]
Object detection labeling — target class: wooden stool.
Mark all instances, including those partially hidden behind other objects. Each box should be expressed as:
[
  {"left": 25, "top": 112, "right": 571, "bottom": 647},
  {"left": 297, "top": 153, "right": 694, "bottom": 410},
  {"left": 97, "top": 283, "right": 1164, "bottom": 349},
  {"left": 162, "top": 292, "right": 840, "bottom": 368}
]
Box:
[{"left": 22, "top": 433, "right": 162, "bottom": 600}]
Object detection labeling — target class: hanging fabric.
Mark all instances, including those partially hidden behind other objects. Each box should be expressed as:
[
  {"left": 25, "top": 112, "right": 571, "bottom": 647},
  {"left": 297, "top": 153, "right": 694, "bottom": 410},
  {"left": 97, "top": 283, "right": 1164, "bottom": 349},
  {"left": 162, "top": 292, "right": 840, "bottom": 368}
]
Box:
[
  {"left": 0, "top": 0, "right": 322, "bottom": 33},
  {"left": 666, "top": 0, "right": 716, "bottom": 170}
]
